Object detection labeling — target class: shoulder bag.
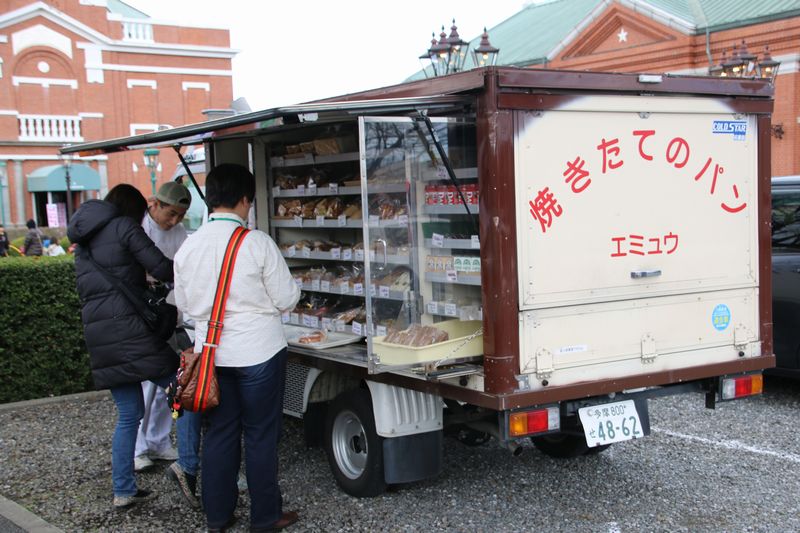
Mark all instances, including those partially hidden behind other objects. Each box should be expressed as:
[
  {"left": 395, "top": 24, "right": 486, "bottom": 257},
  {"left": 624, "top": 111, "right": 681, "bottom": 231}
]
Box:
[{"left": 174, "top": 226, "right": 249, "bottom": 413}]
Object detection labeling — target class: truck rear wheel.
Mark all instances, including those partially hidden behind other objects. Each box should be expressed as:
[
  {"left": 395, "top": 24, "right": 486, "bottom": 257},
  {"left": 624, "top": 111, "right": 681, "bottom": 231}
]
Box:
[
  {"left": 531, "top": 433, "right": 610, "bottom": 458},
  {"left": 324, "top": 389, "right": 386, "bottom": 497}
]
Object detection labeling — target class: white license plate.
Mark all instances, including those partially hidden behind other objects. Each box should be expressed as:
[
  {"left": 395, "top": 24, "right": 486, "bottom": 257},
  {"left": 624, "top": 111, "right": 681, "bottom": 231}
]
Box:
[{"left": 578, "top": 399, "right": 643, "bottom": 447}]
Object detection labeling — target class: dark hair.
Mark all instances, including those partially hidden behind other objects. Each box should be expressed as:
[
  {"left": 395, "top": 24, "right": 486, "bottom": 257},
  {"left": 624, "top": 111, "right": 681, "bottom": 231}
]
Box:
[
  {"left": 26, "top": 219, "right": 36, "bottom": 229},
  {"left": 104, "top": 184, "right": 147, "bottom": 222},
  {"left": 205, "top": 163, "right": 255, "bottom": 210}
]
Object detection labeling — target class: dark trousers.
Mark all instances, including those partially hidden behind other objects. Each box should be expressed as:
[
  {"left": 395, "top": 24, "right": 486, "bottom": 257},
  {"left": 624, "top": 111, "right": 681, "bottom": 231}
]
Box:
[{"left": 202, "top": 349, "right": 287, "bottom": 529}]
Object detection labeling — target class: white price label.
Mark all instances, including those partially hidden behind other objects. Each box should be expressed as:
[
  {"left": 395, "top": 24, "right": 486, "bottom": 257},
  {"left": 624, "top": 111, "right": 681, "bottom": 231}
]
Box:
[
  {"left": 281, "top": 311, "right": 290, "bottom": 324},
  {"left": 342, "top": 248, "right": 353, "bottom": 260},
  {"left": 286, "top": 245, "right": 296, "bottom": 257},
  {"left": 432, "top": 233, "right": 445, "bottom": 248},
  {"left": 355, "top": 249, "right": 364, "bottom": 261},
  {"left": 339, "top": 283, "right": 350, "bottom": 294},
  {"left": 471, "top": 235, "right": 480, "bottom": 249},
  {"left": 302, "top": 246, "right": 311, "bottom": 258},
  {"left": 316, "top": 215, "right": 325, "bottom": 227},
  {"left": 328, "top": 183, "right": 339, "bottom": 194},
  {"left": 427, "top": 301, "right": 438, "bottom": 315},
  {"left": 352, "top": 321, "right": 363, "bottom": 336},
  {"left": 398, "top": 215, "right": 409, "bottom": 225},
  {"left": 369, "top": 215, "right": 380, "bottom": 225},
  {"left": 322, "top": 317, "right": 333, "bottom": 331},
  {"left": 444, "top": 303, "right": 458, "bottom": 317},
  {"left": 436, "top": 165, "right": 448, "bottom": 178},
  {"left": 379, "top": 285, "right": 390, "bottom": 298},
  {"left": 376, "top": 325, "right": 387, "bottom": 337},
  {"left": 272, "top": 186, "right": 280, "bottom": 196},
  {"left": 297, "top": 185, "right": 305, "bottom": 194},
  {"left": 311, "top": 279, "right": 320, "bottom": 291},
  {"left": 308, "top": 184, "right": 317, "bottom": 195},
  {"left": 294, "top": 277, "right": 304, "bottom": 288},
  {"left": 338, "top": 215, "right": 347, "bottom": 227},
  {"left": 290, "top": 312, "right": 300, "bottom": 325},
  {"left": 293, "top": 215, "right": 303, "bottom": 226},
  {"left": 302, "top": 314, "right": 319, "bottom": 328},
  {"left": 335, "top": 320, "right": 346, "bottom": 333},
  {"left": 321, "top": 280, "right": 331, "bottom": 292},
  {"left": 353, "top": 283, "right": 364, "bottom": 296},
  {"left": 446, "top": 269, "right": 458, "bottom": 282},
  {"left": 331, "top": 247, "right": 341, "bottom": 259}
]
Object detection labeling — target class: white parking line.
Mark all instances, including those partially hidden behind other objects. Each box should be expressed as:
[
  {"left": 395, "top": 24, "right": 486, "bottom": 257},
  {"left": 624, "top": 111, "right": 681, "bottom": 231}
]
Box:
[{"left": 652, "top": 427, "right": 800, "bottom": 464}]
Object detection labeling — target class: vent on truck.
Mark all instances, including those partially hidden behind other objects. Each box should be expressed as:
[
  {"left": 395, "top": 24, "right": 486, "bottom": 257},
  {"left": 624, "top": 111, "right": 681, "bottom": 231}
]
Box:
[{"left": 284, "top": 361, "right": 311, "bottom": 416}]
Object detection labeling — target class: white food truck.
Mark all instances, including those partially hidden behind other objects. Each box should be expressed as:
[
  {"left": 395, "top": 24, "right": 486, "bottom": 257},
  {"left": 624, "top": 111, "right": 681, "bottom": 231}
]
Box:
[{"left": 64, "top": 67, "right": 775, "bottom": 496}]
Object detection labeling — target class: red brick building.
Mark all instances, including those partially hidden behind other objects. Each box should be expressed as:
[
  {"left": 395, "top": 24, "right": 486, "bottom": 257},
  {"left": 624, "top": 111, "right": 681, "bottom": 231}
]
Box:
[{"left": 0, "top": 0, "right": 235, "bottom": 227}]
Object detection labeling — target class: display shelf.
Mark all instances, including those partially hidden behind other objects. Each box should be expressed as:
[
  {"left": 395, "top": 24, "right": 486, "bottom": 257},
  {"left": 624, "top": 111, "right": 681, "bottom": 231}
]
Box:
[
  {"left": 418, "top": 166, "right": 478, "bottom": 181},
  {"left": 425, "top": 272, "right": 481, "bottom": 286},
  {"left": 273, "top": 183, "right": 406, "bottom": 198},
  {"left": 293, "top": 280, "right": 410, "bottom": 301},
  {"left": 424, "top": 237, "right": 480, "bottom": 250},
  {"left": 366, "top": 215, "right": 410, "bottom": 228},
  {"left": 270, "top": 151, "right": 359, "bottom": 168},
  {"left": 423, "top": 204, "right": 480, "bottom": 216},
  {"left": 425, "top": 300, "right": 483, "bottom": 321},
  {"left": 282, "top": 247, "right": 409, "bottom": 265},
  {"left": 272, "top": 217, "right": 363, "bottom": 228}
]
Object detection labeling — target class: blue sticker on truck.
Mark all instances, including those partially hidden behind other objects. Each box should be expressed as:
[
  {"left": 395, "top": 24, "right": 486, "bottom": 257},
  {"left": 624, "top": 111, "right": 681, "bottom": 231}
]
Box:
[
  {"left": 712, "top": 121, "right": 747, "bottom": 141},
  {"left": 712, "top": 304, "right": 731, "bottom": 331}
]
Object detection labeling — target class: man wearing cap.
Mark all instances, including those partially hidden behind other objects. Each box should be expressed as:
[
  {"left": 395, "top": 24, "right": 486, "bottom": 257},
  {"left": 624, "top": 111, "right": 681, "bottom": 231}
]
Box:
[{"left": 134, "top": 181, "right": 202, "bottom": 509}]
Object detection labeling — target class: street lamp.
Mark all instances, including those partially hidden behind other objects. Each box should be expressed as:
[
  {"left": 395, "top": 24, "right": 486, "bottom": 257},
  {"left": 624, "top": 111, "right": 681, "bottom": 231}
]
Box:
[
  {"left": 420, "top": 21, "right": 499, "bottom": 77},
  {"left": 472, "top": 27, "right": 500, "bottom": 68},
  {"left": 143, "top": 148, "right": 160, "bottom": 195},
  {"left": 709, "top": 40, "right": 781, "bottom": 83},
  {"left": 58, "top": 152, "right": 74, "bottom": 224}
]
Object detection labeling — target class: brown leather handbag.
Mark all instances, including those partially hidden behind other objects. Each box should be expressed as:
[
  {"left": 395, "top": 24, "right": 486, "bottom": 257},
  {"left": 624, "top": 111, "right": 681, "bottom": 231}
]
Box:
[{"left": 174, "top": 226, "right": 249, "bottom": 413}]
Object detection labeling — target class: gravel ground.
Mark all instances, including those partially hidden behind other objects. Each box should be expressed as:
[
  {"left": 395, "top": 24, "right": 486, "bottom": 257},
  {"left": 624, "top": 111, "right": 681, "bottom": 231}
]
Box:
[{"left": 1, "top": 377, "right": 799, "bottom": 533}]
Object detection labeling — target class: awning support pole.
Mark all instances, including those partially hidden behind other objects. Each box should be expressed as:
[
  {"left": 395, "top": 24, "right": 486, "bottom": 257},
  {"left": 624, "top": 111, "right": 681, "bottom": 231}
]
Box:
[{"left": 172, "top": 145, "right": 205, "bottom": 202}]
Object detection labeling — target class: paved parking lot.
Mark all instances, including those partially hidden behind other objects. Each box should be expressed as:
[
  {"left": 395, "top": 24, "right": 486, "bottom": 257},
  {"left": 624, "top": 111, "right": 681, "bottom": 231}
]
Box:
[{"left": 1, "top": 376, "right": 798, "bottom": 532}]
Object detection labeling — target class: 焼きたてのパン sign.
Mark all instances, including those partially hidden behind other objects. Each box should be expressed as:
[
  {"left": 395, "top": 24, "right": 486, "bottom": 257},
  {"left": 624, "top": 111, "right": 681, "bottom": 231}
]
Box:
[{"left": 514, "top": 95, "right": 758, "bottom": 310}]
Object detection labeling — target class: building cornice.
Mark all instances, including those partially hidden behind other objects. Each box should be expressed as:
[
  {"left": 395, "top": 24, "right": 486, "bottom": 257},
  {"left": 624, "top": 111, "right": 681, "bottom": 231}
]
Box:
[{"left": 0, "top": 2, "right": 237, "bottom": 60}]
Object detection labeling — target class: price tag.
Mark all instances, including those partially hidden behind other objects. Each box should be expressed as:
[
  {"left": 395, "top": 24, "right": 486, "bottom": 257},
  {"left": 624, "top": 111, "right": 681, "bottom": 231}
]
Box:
[
  {"left": 286, "top": 245, "right": 296, "bottom": 258},
  {"left": 444, "top": 303, "right": 458, "bottom": 317},
  {"left": 331, "top": 247, "right": 341, "bottom": 259},
  {"left": 436, "top": 165, "right": 447, "bottom": 178},
  {"left": 446, "top": 269, "right": 458, "bottom": 282},
  {"left": 335, "top": 320, "right": 346, "bottom": 333},
  {"left": 281, "top": 311, "right": 290, "bottom": 324},
  {"left": 355, "top": 249, "right": 364, "bottom": 261},
  {"left": 308, "top": 184, "right": 317, "bottom": 196},
  {"left": 328, "top": 183, "right": 339, "bottom": 194},
  {"left": 369, "top": 215, "right": 380, "bottom": 225},
  {"left": 352, "top": 321, "right": 363, "bottom": 336},
  {"left": 297, "top": 185, "right": 305, "bottom": 194},
  {"left": 376, "top": 325, "right": 387, "bottom": 337},
  {"left": 321, "top": 280, "right": 331, "bottom": 292},
  {"left": 353, "top": 283, "right": 364, "bottom": 296},
  {"left": 398, "top": 215, "right": 409, "bottom": 225},
  {"left": 339, "top": 282, "right": 350, "bottom": 294},
  {"left": 290, "top": 312, "right": 300, "bottom": 325},
  {"left": 302, "top": 246, "right": 311, "bottom": 258},
  {"left": 311, "top": 279, "right": 320, "bottom": 291},
  {"left": 294, "top": 277, "right": 304, "bottom": 289},
  {"left": 471, "top": 235, "right": 480, "bottom": 249},
  {"left": 272, "top": 186, "right": 280, "bottom": 196},
  {"left": 342, "top": 248, "right": 353, "bottom": 260},
  {"left": 293, "top": 215, "right": 303, "bottom": 226},
  {"left": 322, "top": 317, "right": 333, "bottom": 331},
  {"left": 379, "top": 285, "right": 390, "bottom": 298},
  {"left": 302, "top": 314, "right": 319, "bottom": 328},
  {"left": 426, "top": 301, "right": 438, "bottom": 315},
  {"left": 316, "top": 215, "right": 325, "bottom": 227},
  {"left": 338, "top": 215, "right": 347, "bottom": 227},
  {"left": 432, "top": 233, "right": 445, "bottom": 248}
]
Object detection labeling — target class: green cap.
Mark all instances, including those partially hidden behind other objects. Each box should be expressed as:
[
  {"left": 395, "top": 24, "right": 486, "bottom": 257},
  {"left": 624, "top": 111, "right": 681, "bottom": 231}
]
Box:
[{"left": 155, "top": 181, "right": 191, "bottom": 209}]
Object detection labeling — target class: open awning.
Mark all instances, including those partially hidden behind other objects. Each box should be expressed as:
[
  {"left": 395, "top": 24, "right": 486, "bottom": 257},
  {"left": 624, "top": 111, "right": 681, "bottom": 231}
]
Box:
[{"left": 27, "top": 164, "right": 101, "bottom": 192}]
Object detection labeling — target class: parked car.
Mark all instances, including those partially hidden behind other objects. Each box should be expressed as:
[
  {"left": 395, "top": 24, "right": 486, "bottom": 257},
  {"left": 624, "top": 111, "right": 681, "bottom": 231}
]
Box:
[{"left": 770, "top": 176, "right": 800, "bottom": 376}]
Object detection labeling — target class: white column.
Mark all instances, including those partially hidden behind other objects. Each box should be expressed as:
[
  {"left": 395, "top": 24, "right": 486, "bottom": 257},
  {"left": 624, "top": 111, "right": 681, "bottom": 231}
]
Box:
[
  {"left": 14, "top": 160, "right": 25, "bottom": 225},
  {"left": 0, "top": 162, "right": 9, "bottom": 226},
  {"left": 98, "top": 160, "right": 108, "bottom": 199}
]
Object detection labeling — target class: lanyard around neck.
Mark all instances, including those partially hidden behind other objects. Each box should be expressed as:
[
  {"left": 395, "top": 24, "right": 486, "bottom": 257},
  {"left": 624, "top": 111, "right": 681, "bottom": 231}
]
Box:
[{"left": 208, "top": 215, "right": 245, "bottom": 227}]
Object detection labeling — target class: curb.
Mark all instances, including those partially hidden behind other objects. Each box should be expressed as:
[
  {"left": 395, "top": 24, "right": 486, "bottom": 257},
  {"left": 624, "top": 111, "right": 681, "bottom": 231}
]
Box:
[
  {"left": 0, "top": 390, "right": 110, "bottom": 414},
  {"left": 0, "top": 494, "right": 63, "bottom": 533}
]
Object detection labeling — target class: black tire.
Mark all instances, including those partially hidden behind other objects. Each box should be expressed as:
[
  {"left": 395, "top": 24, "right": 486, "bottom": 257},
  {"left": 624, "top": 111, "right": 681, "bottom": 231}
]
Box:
[
  {"left": 324, "top": 389, "right": 386, "bottom": 497},
  {"left": 531, "top": 433, "right": 609, "bottom": 458}
]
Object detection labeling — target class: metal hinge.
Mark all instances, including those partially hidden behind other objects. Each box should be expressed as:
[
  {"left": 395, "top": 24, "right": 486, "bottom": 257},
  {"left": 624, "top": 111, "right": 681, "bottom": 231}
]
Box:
[
  {"left": 535, "top": 348, "right": 553, "bottom": 379},
  {"left": 641, "top": 333, "right": 657, "bottom": 363}
]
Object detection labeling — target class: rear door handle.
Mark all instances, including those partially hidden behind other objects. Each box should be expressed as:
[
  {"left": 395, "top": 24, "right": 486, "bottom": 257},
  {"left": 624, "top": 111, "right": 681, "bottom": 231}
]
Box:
[{"left": 631, "top": 270, "right": 662, "bottom": 279}]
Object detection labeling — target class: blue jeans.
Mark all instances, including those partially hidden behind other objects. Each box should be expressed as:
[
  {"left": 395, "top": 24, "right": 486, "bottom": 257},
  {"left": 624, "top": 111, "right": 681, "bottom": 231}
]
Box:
[
  {"left": 109, "top": 374, "right": 199, "bottom": 497},
  {"left": 202, "top": 349, "right": 287, "bottom": 529}
]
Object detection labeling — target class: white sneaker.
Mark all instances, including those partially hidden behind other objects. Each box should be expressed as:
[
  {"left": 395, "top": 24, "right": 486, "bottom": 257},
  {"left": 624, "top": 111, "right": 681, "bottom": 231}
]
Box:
[
  {"left": 149, "top": 447, "right": 179, "bottom": 461},
  {"left": 134, "top": 455, "right": 154, "bottom": 472}
]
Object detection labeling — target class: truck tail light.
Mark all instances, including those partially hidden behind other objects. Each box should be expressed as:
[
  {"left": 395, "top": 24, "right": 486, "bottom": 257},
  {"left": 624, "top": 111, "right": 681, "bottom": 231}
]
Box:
[
  {"left": 508, "top": 406, "right": 560, "bottom": 438},
  {"left": 721, "top": 374, "right": 763, "bottom": 400}
]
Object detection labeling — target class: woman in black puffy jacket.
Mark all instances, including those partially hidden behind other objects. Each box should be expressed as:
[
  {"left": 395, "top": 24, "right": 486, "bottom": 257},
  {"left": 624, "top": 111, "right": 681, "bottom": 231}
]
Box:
[{"left": 68, "top": 184, "right": 182, "bottom": 509}]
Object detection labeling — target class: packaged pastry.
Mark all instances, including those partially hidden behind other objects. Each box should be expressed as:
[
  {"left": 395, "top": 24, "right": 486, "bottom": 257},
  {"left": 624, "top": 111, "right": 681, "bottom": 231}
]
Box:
[
  {"left": 383, "top": 324, "right": 449, "bottom": 347},
  {"left": 299, "top": 330, "right": 327, "bottom": 344}
]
